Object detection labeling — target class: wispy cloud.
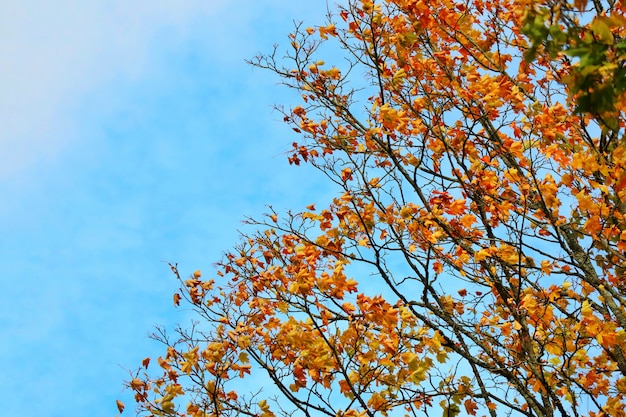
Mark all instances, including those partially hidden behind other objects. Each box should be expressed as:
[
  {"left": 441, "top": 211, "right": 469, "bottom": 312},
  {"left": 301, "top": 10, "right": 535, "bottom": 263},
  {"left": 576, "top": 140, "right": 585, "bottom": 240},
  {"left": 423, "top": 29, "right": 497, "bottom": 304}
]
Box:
[{"left": 0, "top": 0, "right": 226, "bottom": 179}]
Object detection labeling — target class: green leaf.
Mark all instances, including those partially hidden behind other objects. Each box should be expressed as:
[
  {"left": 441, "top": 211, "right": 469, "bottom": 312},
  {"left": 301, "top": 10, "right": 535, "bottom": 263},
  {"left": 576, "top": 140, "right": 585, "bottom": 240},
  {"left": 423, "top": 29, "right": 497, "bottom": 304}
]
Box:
[{"left": 591, "top": 17, "right": 614, "bottom": 45}]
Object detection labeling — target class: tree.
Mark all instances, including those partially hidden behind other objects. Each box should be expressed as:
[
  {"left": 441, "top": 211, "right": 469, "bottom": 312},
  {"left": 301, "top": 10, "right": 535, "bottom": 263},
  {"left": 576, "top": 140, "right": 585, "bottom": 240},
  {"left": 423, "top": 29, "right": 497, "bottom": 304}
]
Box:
[
  {"left": 122, "top": 0, "right": 626, "bottom": 416},
  {"left": 522, "top": 0, "right": 626, "bottom": 119}
]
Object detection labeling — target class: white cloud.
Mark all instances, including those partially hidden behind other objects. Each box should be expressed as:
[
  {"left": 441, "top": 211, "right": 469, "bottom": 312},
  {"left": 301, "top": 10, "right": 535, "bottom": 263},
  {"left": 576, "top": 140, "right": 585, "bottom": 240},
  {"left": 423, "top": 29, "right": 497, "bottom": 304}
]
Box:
[{"left": 0, "top": 0, "right": 225, "bottom": 179}]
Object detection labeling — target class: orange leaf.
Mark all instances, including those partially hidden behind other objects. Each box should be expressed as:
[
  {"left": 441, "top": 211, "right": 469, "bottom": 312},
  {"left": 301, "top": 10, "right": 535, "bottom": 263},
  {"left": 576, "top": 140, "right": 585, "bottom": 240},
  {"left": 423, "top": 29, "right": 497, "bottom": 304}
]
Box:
[
  {"left": 464, "top": 399, "right": 478, "bottom": 415},
  {"left": 129, "top": 378, "right": 144, "bottom": 390},
  {"left": 341, "top": 168, "right": 353, "bottom": 182},
  {"left": 116, "top": 400, "right": 125, "bottom": 413}
]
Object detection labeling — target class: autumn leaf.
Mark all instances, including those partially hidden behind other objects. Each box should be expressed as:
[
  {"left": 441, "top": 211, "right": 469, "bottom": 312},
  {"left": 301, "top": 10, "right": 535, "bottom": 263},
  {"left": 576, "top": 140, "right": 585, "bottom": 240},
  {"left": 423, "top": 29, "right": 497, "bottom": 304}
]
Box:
[
  {"left": 319, "top": 24, "right": 337, "bottom": 39},
  {"left": 341, "top": 168, "right": 353, "bottom": 182},
  {"left": 464, "top": 399, "right": 478, "bottom": 416},
  {"left": 129, "top": 378, "right": 144, "bottom": 390}
]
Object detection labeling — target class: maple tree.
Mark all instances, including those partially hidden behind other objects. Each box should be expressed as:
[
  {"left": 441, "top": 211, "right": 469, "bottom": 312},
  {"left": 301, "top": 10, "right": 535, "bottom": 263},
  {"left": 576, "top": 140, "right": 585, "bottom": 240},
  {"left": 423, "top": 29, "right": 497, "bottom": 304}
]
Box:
[{"left": 121, "top": 0, "right": 626, "bottom": 416}]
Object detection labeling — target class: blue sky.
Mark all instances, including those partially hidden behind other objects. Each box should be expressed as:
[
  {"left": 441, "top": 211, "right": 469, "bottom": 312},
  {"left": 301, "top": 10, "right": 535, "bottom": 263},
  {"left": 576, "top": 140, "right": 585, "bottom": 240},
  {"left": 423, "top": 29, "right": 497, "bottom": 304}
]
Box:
[{"left": 0, "top": 1, "right": 336, "bottom": 415}]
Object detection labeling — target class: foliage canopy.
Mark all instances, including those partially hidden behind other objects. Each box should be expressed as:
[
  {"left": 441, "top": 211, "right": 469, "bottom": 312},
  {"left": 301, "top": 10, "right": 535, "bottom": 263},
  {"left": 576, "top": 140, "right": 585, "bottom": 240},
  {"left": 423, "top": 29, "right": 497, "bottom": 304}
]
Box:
[{"left": 122, "top": 0, "right": 626, "bottom": 416}]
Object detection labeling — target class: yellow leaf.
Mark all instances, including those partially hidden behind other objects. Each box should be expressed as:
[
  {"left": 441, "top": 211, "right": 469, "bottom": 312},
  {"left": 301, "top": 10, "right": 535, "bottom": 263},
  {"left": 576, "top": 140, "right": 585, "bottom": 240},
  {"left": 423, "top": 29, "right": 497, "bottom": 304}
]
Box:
[
  {"left": 436, "top": 350, "right": 448, "bottom": 363},
  {"left": 392, "top": 68, "right": 407, "bottom": 84},
  {"left": 259, "top": 399, "right": 270, "bottom": 411},
  {"left": 549, "top": 357, "right": 561, "bottom": 365},
  {"left": 474, "top": 248, "right": 491, "bottom": 262}
]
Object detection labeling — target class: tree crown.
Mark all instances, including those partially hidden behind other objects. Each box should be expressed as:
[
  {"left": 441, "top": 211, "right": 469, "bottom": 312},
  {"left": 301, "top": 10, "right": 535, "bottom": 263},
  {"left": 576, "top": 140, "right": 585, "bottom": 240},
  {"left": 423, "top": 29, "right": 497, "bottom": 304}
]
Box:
[{"left": 121, "top": 1, "right": 626, "bottom": 417}]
